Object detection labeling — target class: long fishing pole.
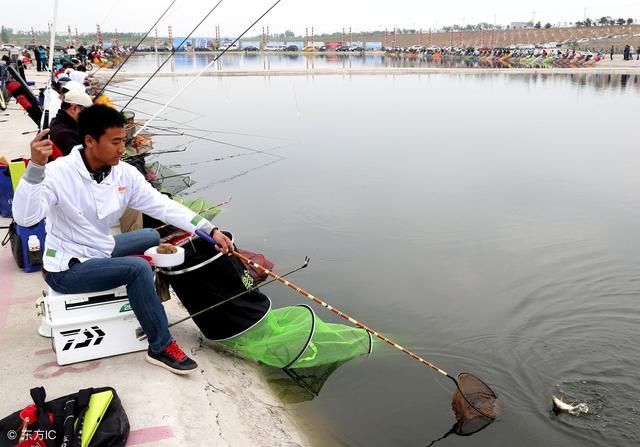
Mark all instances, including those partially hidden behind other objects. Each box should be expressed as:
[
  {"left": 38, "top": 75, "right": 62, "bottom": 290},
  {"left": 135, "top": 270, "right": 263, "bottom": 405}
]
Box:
[
  {"left": 107, "top": 90, "right": 289, "bottom": 141},
  {"left": 189, "top": 157, "right": 283, "bottom": 193},
  {"left": 153, "top": 196, "right": 232, "bottom": 233},
  {"left": 147, "top": 124, "right": 293, "bottom": 141},
  {"left": 136, "top": 259, "right": 309, "bottom": 340},
  {"left": 165, "top": 144, "right": 285, "bottom": 168},
  {"left": 195, "top": 229, "right": 499, "bottom": 420},
  {"left": 104, "top": 87, "right": 205, "bottom": 117},
  {"left": 133, "top": 0, "right": 284, "bottom": 138},
  {"left": 144, "top": 125, "right": 285, "bottom": 156},
  {"left": 97, "top": 0, "right": 177, "bottom": 96},
  {"left": 40, "top": 0, "right": 59, "bottom": 131},
  {"left": 121, "top": 0, "right": 224, "bottom": 111}
]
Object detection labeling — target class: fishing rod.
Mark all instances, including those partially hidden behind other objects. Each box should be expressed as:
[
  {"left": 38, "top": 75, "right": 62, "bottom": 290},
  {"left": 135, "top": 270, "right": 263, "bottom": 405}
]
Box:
[
  {"left": 97, "top": 0, "right": 177, "bottom": 96},
  {"left": 144, "top": 125, "right": 285, "bottom": 157},
  {"left": 107, "top": 90, "right": 287, "bottom": 141},
  {"left": 40, "top": 0, "right": 59, "bottom": 131},
  {"left": 136, "top": 259, "right": 309, "bottom": 340},
  {"left": 195, "top": 230, "right": 499, "bottom": 421},
  {"left": 121, "top": 0, "right": 225, "bottom": 111},
  {"left": 103, "top": 87, "right": 205, "bottom": 118},
  {"left": 153, "top": 196, "right": 233, "bottom": 233},
  {"left": 165, "top": 151, "right": 254, "bottom": 167},
  {"left": 122, "top": 147, "right": 187, "bottom": 163},
  {"left": 189, "top": 157, "right": 283, "bottom": 193},
  {"left": 165, "top": 144, "right": 285, "bottom": 168},
  {"left": 132, "top": 0, "right": 285, "bottom": 138},
  {"left": 146, "top": 124, "right": 294, "bottom": 141},
  {"left": 118, "top": 105, "right": 203, "bottom": 128}
]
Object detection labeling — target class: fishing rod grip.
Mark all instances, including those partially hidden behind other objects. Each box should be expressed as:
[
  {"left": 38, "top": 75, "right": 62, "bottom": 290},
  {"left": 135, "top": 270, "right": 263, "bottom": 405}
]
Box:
[{"left": 195, "top": 228, "right": 216, "bottom": 245}]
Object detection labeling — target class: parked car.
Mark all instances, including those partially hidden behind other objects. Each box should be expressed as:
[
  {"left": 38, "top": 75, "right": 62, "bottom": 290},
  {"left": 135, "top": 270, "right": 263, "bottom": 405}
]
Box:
[
  {"left": 336, "top": 45, "right": 351, "bottom": 52},
  {"left": 348, "top": 44, "right": 364, "bottom": 52},
  {"left": 244, "top": 46, "right": 259, "bottom": 52},
  {"left": 264, "top": 44, "right": 284, "bottom": 51},
  {"left": 303, "top": 46, "right": 316, "bottom": 52},
  {"left": 284, "top": 45, "right": 299, "bottom": 52}
]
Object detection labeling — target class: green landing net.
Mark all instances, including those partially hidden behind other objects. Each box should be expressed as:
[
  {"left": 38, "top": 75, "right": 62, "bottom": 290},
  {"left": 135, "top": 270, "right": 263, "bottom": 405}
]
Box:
[{"left": 220, "top": 305, "right": 374, "bottom": 369}]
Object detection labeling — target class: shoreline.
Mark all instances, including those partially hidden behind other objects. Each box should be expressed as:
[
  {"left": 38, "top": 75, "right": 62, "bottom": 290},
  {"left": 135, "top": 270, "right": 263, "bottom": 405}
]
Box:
[
  {"left": 104, "top": 66, "right": 640, "bottom": 78},
  {"left": 93, "top": 55, "right": 640, "bottom": 78},
  {"left": 0, "top": 71, "right": 309, "bottom": 446}
]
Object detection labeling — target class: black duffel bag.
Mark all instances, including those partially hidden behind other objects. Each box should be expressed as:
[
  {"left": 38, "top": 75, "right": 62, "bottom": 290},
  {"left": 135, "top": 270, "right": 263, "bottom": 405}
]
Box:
[
  {"left": 159, "top": 233, "right": 271, "bottom": 341},
  {"left": 0, "top": 386, "right": 129, "bottom": 447},
  {"left": 0, "top": 220, "right": 23, "bottom": 269}
]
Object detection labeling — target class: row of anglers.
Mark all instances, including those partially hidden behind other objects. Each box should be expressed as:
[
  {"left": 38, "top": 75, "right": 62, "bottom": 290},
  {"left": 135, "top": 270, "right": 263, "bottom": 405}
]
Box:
[
  {"left": 387, "top": 47, "right": 605, "bottom": 67},
  {"left": 20, "top": 46, "right": 124, "bottom": 70}
]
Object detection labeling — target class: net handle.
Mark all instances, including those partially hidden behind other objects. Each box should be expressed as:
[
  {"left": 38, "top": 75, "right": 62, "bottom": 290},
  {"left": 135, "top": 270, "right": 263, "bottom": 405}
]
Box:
[
  {"left": 195, "top": 232, "right": 447, "bottom": 371},
  {"left": 195, "top": 230, "right": 497, "bottom": 420}
]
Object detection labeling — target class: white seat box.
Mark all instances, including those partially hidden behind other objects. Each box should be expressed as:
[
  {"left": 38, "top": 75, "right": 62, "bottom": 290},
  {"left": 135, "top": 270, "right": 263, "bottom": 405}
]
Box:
[{"left": 45, "top": 286, "right": 148, "bottom": 365}]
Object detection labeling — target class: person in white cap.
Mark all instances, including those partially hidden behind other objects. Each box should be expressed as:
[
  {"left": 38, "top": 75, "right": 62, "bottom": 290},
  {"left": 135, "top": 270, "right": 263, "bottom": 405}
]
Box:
[
  {"left": 48, "top": 89, "right": 93, "bottom": 156},
  {"left": 44, "top": 79, "right": 88, "bottom": 126}
]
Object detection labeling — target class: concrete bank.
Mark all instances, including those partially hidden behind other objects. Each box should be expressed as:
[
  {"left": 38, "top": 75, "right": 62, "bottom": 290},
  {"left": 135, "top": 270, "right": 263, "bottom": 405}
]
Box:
[{"left": 0, "top": 72, "right": 308, "bottom": 446}]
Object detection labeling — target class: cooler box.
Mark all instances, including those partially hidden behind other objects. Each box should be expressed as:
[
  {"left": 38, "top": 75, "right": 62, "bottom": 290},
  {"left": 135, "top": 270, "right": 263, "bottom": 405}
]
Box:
[{"left": 44, "top": 286, "right": 147, "bottom": 365}]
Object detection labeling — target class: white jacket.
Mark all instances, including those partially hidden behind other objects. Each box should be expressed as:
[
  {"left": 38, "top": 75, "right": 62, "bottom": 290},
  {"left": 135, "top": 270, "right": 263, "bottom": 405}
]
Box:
[{"left": 12, "top": 146, "right": 213, "bottom": 272}]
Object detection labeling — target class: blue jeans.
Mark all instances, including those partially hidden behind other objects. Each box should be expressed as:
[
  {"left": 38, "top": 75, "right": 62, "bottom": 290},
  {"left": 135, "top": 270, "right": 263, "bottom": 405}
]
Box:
[{"left": 44, "top": 228, "right": 171, "bottom": 353}]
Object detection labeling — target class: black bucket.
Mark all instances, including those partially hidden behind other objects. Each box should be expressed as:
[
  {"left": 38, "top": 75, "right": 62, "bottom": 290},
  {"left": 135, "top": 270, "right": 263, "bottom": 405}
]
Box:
[{"left": 159, "top": 232, "right": 271, "bottom": 340}]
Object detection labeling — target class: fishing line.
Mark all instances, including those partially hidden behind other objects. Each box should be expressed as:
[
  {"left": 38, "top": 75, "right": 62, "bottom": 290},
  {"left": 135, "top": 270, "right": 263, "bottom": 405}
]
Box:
[
  {"left": 103, "top": 87, "right": 205, "bottom": 117},
  {"left": 104, "top": 82, "right": 164, "bottom": 95},
  {"left": 164, "top": 144, "right": 285, "bottom": 168},
  {"left": 121, "top": 0, "right": 225, "bottom": 111},
  {"left": 132, "top": 0, "right": 285, "bottom": 138},
  {"left": 147, "top": 124, "right": 294, "bottom": 141},
  {"left": 118, "top": 104, "right": 206, "bottom": 128},
  {"left": 144, "top": 125, "right": 285, "bottom": 156},
  {"left": 97, "top": 0, "right": 122, "bottom": 29},
  {"left": 119, "top": 104, "right": 290, "bottom": 141},
  {"left": 189, "top": 157, "right": 283, "bottom": 193},
  {"left": 97, "top": 0, "right": 178, "bottom": 96}
]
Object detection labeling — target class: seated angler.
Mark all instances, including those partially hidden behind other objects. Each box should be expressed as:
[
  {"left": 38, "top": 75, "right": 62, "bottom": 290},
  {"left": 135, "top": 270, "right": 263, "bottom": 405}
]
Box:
[
  {"left": 12, "top": 104, "right": 234, "bottom": 375},
  {"left": 48, "top": 89, "right": 93, "bottom": 156}
]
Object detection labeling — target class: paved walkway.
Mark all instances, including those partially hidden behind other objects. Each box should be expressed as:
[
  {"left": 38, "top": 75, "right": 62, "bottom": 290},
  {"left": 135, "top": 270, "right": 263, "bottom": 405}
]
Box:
[{"left": 0, "top": 71, "right": 305, "bottom": 446}]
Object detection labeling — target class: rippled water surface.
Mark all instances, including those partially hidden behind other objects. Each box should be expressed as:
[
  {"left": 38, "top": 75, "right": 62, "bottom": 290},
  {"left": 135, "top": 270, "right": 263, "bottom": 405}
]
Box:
[{"left": 114, "top": 70, "right": 640, "bottom": 446}]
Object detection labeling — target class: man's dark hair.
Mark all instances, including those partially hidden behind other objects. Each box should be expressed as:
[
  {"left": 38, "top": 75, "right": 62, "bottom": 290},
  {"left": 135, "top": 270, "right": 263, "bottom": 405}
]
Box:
[
  {"left": 76, "top": 65, "right": 86, "bottom": 72},
  {"left": 78, "top": 105, "right": 126, "bottom": 141}
]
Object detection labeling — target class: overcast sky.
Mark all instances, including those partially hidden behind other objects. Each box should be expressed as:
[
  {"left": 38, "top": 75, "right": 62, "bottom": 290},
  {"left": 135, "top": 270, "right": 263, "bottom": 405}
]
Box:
[{"left": 4, "top": 0, "right": 640, "bottom": 37}]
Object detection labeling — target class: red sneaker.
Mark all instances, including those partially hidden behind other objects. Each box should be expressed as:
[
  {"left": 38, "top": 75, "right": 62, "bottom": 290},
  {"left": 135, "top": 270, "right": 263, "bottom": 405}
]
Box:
[{"left": 146, "top": 340, "right": 198, "bottom": 375}]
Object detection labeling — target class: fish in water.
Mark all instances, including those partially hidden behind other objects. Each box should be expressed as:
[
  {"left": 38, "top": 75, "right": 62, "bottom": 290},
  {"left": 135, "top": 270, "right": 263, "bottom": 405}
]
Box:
[{"left": 552, "top": 395, "right": 589, "bottom": 415}]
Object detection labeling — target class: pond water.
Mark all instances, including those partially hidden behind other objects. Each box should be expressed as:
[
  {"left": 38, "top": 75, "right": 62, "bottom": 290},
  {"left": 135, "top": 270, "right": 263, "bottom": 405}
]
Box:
[{"left": 114, "top": 70, "right": 640, "bottom": 446}]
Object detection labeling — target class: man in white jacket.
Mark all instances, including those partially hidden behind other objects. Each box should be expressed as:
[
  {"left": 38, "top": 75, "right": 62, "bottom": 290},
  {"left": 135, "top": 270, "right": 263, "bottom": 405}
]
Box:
[{"left": 13, "top": 104, "right": 233, "bottom": 375}]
